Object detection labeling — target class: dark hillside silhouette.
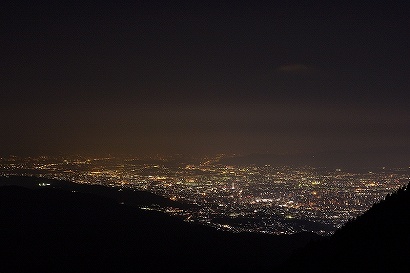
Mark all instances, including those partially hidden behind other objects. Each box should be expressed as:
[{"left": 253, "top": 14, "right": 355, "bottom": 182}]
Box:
[
  {"left": 2, "top": 175, "right": 408, "bottom": 272},
  {"left": 0, "top": 175, "right": 193, "bottom": 210},
  {"left": 282, "top": 183, "right": 410, "bottom": 273},
  {"left": 0, "top": 176, "right": 319, "bottom": 273}
]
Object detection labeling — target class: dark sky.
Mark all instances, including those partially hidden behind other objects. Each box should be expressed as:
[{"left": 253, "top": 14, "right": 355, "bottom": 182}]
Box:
[{"left": 1, "top": 1, "right": 410, "bottom": 156}]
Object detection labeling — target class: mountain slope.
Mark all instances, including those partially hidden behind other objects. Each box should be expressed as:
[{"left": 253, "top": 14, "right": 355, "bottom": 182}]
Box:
[
  {"left": 0, "top": 175, "right": 193, "bottom": 210},
  {"left": 0, "top": 176, "right": 319, "bottom": 273},
  {"left": 282, "top": 183, "right": 410, "bottom": 273}
]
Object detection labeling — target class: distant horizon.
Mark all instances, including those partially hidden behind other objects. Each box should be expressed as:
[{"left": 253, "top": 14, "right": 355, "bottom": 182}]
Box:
[
  {"left": 2, "top": 147, "right": 410, "bottom": 169},
  {"left": 2, "top": 145, "right": 410, "bottom": 157}
]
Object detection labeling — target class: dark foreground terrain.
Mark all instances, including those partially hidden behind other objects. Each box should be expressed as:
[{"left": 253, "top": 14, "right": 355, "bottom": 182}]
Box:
[
  {"left": 0, "top": 176, "right": 318, "bottom": 273},
  {"left": 1, "top": 176, "right": 409, "bottom": 272},
  {"left": 282, "top": 182, "right": 410, "bottom": 273}
]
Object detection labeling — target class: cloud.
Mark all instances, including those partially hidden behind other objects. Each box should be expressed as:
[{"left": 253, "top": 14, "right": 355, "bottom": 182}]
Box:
[{"left": 277, "top": 64, "right": 315, "bottom": 74}]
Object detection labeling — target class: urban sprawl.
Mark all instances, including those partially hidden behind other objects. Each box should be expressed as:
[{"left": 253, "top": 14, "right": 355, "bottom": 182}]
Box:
[{"left": 1, "top": 155, "right": 409, "bottom": 235}]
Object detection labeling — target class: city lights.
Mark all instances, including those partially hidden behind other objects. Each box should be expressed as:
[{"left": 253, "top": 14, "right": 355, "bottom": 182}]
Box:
[{"left": 1, "top": 155, "right": 408, "bottom": 235}]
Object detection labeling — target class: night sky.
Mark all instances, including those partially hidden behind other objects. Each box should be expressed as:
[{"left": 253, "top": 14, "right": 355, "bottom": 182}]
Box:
[{"left": 1, "top": 1, "right": 410, "bottom": 156}]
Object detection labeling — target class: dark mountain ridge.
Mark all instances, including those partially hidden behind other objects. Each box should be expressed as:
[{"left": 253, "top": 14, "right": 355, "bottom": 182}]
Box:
[
  {"left": 0, "top": 176, "right": 319, "bottom": 273},
  {"left": 282, "top": 182, "right": 410, "bottom": 272},
  {"left": 3, "top": 175, "right": 408, "bottom": 272},
  {"left": 0, "top": 175, "right": 193, "bottom": 210}
]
